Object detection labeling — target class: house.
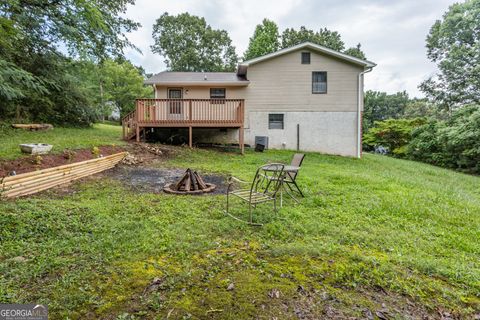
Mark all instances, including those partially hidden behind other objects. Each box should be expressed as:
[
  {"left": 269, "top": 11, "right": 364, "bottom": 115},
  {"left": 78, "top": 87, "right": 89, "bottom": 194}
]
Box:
[{"left": 124, "top": 42, "right": 376, "bottom": 157}]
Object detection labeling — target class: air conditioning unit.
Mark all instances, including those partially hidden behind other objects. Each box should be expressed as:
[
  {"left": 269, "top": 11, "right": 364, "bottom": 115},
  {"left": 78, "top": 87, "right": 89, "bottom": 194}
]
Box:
[{"left": 255, "top": 136, "right": 269, "bottom": 152}]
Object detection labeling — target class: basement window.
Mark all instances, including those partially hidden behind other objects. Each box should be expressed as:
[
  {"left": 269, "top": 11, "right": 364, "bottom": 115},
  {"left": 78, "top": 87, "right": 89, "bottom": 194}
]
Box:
[
  {"left": 269, "top": 114, "right": 284, "bottom": 129},
  {"left": 312, "top": 71, "right": 327, "bottom": 93},
  {"left": 301, "top": 52, "right": 311, "bottom": 64}
]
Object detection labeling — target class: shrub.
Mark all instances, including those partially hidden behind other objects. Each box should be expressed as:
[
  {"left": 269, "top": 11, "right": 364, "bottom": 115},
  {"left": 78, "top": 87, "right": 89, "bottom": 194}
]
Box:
[
  {"left": 406, "top": 121, "right": 444, "bottom": 165},
  {"left": 407, "top": 105, "right": 480, "bottom": 173},
  {"left": 363, "top": 118, "right": 426, "bottom": 157},
  {"left": 91, "top": 146, "right": 101, "bottom": 158}
]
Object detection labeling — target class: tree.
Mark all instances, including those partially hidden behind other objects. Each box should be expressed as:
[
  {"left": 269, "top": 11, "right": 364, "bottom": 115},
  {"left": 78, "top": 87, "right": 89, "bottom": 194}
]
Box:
[
  {"left": 344, "top": 43, "right": 366, "bottom": 60},
  {"left": 0, "top": 0, "right": 139, "bottom": 59},
  {"left": 317, "top": 28, "right": 346, "bottom": 52},
  {"left": 101, "top": 60, "right": 153, "bottom": 117},
  {"left": 407, "top": 105, "right": 480, "bottom": 173},
  {"left": 363, "top": 118, "right": 426, "bottom": 157},
  {"left": 0, "top": 0, "right": 140, "bottom": 125},
  {"left": 280, "top": 26, "right": 345, "bottom": 51},
  {"left": 279, "top": 26, "right": 367, "bottom": 58},
  {"left": 12, "top": 53, "right": 99, "bottom": 126},
  {"left": 151, "top": 13, "right": 238, "bottom": 72},
  {"left": 72, "top": 59, "right": 152, "bottom": 120},
  {"left": 420, "top": 0, "right": 480, "bottom": 109},
  {"left": 363, "top": 91, "right": 410, "bottom": 132},
  {"left": 403, "top": 99, "right": 447, "bottom": 120},
  {"left": 243, "top": 19, "right": 280, "bottom": 60}
]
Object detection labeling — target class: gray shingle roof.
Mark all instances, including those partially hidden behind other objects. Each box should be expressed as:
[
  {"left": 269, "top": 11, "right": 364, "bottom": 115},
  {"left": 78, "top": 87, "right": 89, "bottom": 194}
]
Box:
[{"left": 145, "top": 71, "right": 249, "bottom": 85}]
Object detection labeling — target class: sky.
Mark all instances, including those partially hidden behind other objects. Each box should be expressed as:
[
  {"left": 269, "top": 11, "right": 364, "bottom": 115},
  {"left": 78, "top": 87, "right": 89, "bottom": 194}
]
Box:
[{"left": 124, "top": 0, "right": 457, "bottom": 98}]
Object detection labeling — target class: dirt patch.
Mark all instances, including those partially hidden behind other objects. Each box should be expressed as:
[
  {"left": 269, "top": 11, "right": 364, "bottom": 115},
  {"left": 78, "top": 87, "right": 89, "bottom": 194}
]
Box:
[
  {"left": 0, "top": 145, "right": 126, "bottom": 177},
  {"left": 104, "top": 166, "right": 228, "bottom": 195},
  {"left": 0, "top": 142, "right": 177, "bottom": 178},
  {"left": 121, "top": 143, "right": 176, "bottom": 165}
]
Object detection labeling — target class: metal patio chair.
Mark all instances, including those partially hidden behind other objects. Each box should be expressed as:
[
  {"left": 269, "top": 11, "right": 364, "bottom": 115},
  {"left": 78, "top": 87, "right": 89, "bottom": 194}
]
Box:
[
  {"left": 262, "top": 153, "right": 306, "bottom": 202},
  {"left": 284, "top": 153, "right": 305, "bottom": 197},
  {"left": 225, "top": 163, "right": 285, "bottom": 226}
]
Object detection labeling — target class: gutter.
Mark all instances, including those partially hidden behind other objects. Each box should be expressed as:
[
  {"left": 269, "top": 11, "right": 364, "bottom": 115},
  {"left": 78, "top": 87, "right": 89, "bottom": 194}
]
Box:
[
  {"left": 143, "top": 81, "right": 250, "bottom": 87},
  {"left": 357, "top": 67, "right": 373, "bottom": 159}
]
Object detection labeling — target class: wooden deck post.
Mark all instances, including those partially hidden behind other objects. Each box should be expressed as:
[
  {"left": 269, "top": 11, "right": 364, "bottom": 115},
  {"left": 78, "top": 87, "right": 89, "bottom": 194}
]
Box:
[
  {"left": 135, "top": 100, "right": 140, "bottom": 142},
  {"left": 239, "top": 126, "right": 244, "bottom": 154},
  {"left": 239, "top": 100, "right": 245, "bottom": 154},
  {"left": 188, "top": 126, "right": 192, "bottom": 148}
]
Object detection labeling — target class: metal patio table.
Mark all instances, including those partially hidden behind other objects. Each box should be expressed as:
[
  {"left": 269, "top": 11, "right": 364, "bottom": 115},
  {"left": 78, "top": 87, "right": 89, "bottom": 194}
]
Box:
[{"left": 261, "top": 164, "right": 301, "bottom": 207}]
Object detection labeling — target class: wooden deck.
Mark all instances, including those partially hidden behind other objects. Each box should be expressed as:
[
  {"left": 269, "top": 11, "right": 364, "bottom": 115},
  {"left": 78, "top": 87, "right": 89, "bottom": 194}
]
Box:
[{"left": 122, "top": 99, "right": 245, "bottom": 153}]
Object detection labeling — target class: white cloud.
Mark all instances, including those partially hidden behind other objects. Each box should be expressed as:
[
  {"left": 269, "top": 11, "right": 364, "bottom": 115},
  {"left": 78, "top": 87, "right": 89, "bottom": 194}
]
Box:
[{"left": 124, "top": 0, "right": 456, "bottom": 97}]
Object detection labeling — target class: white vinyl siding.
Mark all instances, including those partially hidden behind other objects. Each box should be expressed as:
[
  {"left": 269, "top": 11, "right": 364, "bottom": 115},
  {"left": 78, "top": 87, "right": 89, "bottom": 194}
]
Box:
[{"left": 241, "top": 48, "right": 363, "bottom": 113}]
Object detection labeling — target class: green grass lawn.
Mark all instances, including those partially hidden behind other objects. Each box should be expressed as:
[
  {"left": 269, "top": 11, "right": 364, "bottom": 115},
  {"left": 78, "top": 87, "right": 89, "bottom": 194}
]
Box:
[
  {"left": 0, "top": 123, "right": 124, "bottom": 160},
  {"left": 0, "top": 126, "right": 479, "bottom": 319}
]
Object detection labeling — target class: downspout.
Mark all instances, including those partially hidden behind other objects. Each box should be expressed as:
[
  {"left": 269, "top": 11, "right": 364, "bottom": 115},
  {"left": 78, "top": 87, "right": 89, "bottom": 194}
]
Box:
[{"left": 357, "top": 67, "right": 372, "bottom": 158}]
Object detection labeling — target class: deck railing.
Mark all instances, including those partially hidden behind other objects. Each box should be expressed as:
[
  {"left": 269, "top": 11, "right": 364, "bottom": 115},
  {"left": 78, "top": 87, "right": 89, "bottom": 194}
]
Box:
[
  {"left": 135, "top": 98, "right": 244, "bottom": 126},
  {"left": 122, "top": 109, "right": 137, "bottom": 139}
]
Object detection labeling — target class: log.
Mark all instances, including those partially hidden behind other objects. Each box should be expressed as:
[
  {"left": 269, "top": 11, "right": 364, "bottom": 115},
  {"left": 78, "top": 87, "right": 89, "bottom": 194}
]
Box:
[
  {"left": 163, "top": 168, "right": 215, "bottom": 194},
  {"left": 194, "top": 171, "right": 208, "bottom": 189},
  {"left": 190, "top": 171, "right": 198, "bottom": 190},
  {"left": 184, "top": 170, "right": 191, "bottom": 191},
  {"left": 12, "top": 123, "right": 53, "bottom": 131},
  {"left": 174, "top": 172, "right": 189, "bottom": 191}
]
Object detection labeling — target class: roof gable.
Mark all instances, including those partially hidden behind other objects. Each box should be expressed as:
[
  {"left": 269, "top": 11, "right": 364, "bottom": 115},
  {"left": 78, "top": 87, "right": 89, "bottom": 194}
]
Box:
[{"left": 239, "top": 42, "right": 376, "bottom": 69}]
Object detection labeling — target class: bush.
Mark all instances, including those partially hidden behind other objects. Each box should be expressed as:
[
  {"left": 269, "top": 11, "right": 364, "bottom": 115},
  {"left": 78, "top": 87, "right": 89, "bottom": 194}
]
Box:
[
  {"left": 407, "top": 105, "right": 480, "bottom": 174},
  {"left": 363, "top": 118, "right": 426, "bottom": 157}
]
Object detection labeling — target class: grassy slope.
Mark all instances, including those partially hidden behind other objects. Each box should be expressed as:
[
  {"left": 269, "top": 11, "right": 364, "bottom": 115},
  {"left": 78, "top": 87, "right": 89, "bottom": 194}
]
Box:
[
  {"left": 0, "top": 123, "right": 124, "bottom": 160},
  {"left": 0, "top": 130, "right": 479, "bottom": 318}
]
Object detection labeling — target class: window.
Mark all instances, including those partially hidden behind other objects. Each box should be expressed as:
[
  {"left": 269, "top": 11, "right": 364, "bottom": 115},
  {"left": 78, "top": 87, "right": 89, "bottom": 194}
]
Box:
[
  {"left": 301, "top": 52, "right": 310, "bottom": 64},
  {"left": 210, "top": 88, "right": 226, "bottom": 104},
  {"left": 312, "top": 72, "right": 327, "bottom": 93},
  {"left": 269, "top": 114, "right": 284, "bottom": 129}
]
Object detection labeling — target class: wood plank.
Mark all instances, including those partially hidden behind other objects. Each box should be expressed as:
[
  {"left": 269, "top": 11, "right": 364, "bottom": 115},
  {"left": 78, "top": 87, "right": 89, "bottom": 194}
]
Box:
[
  {"left": 1, "top": 152, "right": 126, "bottom": 198},
  {"left": 2, "top": 153, "right": 126, "bottom": 182},
  {"left": 2, "top": 161, "right": 116, "bottom": 190},
  {"left": 4, "top": 166, "right": 115, "bottom": 198},
  {"left": 4, "top": 163, "right": 116, "bottom": 197}
]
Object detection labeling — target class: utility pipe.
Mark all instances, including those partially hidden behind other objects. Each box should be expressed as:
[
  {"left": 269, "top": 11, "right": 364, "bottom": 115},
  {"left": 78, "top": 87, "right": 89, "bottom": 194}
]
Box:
[{"left": 357, "top": 67, "right": 373, "bottom": 158}]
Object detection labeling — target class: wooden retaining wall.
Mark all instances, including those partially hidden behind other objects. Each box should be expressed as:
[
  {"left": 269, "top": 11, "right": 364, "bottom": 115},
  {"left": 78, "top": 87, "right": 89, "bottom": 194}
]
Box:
[{"left": 0, "top": 152, "right": 127, "bottom": 199}]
